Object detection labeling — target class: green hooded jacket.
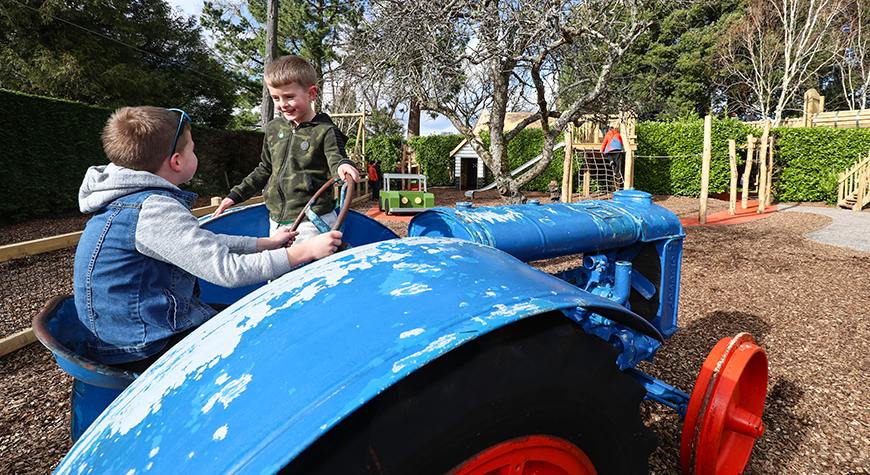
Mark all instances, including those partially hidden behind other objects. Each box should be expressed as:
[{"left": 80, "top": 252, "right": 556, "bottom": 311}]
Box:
[{"left": 227, "top": 112, "right": 357, "bottom": 223}]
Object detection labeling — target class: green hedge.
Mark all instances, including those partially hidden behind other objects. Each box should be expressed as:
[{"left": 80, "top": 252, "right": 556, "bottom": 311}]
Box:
[
  {"left": 0, "top": 89, "right": 264, "bottom": 225},
  {"left": 774, "top": 128, "right": 870, "bottom": 202},
  {"left": 634, "top": 117, "right": 870, "bottom": 203},
  {"left": 6, "top": 86, "right": 869, "bottom": 225},
  {"left": 188, "top": 127, "right": 265, "bottom": 197},
  {"left": 0, "top": 90, "right": 112, "bottom": 224},
  {"left": 366, "top": 135, "right": 405, "bottom": 174},
  {"left": 634, "top": 118, "right": 760, "bottom": 196},
  {"left": 408, "top": 135, "right": 464, "bottom": 186}
]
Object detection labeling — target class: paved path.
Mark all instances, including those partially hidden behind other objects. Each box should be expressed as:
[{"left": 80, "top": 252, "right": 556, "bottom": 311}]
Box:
[{"left": 779, "top": 204, "right": 870, "bottom": 253}]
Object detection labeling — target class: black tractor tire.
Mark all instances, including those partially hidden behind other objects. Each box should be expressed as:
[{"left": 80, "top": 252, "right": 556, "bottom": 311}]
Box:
[{"left": 281, "top": 312, "right": 658, "bottom": 475}]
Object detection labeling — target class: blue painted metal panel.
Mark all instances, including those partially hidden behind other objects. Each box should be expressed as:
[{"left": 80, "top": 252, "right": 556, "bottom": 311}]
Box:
[
  {"left": 54, "top": 237, "right": 637, "bottom": 475},
  {"left": 408, "top": 190, "right": 683, "bottom": 263},
  {"left": 197, "top": 204, "right": 399, "bottom": 304}
]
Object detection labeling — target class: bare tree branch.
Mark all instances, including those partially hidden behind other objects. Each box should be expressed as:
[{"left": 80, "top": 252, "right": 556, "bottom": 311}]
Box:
[{"left": 345, "top": 0, "right": 659, "bottom": 203}]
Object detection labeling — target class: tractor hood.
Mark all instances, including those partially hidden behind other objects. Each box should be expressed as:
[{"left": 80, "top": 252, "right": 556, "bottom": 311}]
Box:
[{"left": 55, "top": 237, "right": 659, "bottom": 475}]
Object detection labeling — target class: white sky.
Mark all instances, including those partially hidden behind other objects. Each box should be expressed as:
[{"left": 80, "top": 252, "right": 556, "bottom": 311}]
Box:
[{"left": 164, "top": 0, "right": 458, "bottom": 136}]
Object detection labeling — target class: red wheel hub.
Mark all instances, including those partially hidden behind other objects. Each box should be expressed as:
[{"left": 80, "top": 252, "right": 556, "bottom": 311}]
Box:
[
  {"left": 681, "top": 333, "right": 768, "bottom": 475},
  {"left": 446, "top": 435, "right": 597, "bottom": 475}
]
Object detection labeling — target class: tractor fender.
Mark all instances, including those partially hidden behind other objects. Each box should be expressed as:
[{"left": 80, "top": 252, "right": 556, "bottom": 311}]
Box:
[{"left": 54, "top": 237, "right": 659, "bottom": 475}]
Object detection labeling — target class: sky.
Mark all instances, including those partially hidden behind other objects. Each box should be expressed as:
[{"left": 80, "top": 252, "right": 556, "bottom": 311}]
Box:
[{"left": 165, "top": 0, "right": 459, "bottom": 136}]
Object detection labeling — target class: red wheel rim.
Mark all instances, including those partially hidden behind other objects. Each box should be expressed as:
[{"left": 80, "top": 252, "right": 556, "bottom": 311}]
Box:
[
  {"left": 446, "top": 435, "right": 597, "bottom": 475},
  {"left": 680, "top": 333, "right": 768, "bottom": 475}
]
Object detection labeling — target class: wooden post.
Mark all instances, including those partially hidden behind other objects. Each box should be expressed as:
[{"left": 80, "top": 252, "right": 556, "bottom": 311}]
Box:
[
  {"left": 728, "top": 139, "right": 737, "bottom": 215},
  {"left": 757, "top": 121, "right": 770, "bottom": 213},
  {"left": 857, "top": 167, "right": 867, "bottom": 211},
  {"left": 620, "top": 118, "right": 634, "bottom": 189},
  {"left": 766, "top": 137, "right": 775, "bottom": 206},
  {"left": 583, "top": 154, "right": 591, "bottom": 200},
  {"left": 562, "top": 124, "right": 574, "bottom": 203},
  {"left": 742, "top": 135, "right": 756, "bottom": 209},
  {"left": 699, "top": 115, "right": 712, "bottom": 224}
]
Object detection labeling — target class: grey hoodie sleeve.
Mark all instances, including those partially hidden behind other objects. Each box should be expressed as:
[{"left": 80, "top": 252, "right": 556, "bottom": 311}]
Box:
[{"left": 135, "top": 194, "right": 293, "bottom": 287}]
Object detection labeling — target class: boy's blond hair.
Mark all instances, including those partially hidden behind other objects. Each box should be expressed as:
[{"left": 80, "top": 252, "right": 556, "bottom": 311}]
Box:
[
  {"left": 264, "top": 55, "right": 317, "bottom": 89},
  {"left": 101, "top": 106, "right": 190, "bottom": 173}
]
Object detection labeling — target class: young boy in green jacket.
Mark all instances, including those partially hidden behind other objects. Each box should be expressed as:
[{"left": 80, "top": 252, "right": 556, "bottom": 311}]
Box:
[{"left": 211, "top": 56, "right": 360, "bottom": 244}]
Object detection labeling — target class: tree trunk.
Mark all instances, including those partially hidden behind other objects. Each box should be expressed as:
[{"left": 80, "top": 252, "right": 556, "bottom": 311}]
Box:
[
  {"left": 407, "top": 98, "right": 420, "bottom": 137},
  {"left": 261, "top": 0, "right": 278, "bottom": 127},
  {"left": 497, "top": 176, "right": 525, "bottom": 205}
]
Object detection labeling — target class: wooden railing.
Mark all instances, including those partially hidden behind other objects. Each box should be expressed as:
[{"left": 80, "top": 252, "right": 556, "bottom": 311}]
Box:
[{"left": 838, "top": 152, "right": 870, "bottom": 211}]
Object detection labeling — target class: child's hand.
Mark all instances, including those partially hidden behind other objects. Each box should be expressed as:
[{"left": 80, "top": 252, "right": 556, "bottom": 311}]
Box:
[
  {"left": 300, "top": 230, "right": 343, "bottom": 261},
  {"left": 338, "top": 163, "right": 360, "bottom": 183},
  {"left": 211, "top": 197, "right": 235, "bottom": 218},
  {"left": 257, "top": 229, "right": 298, "bottom": 251},
  {"left": 273, "top": 228, "right": 297, "bottom": 248}
]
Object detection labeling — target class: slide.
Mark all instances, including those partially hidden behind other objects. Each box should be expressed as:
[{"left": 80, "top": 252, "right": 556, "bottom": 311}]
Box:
[{"left": 465, "top": 141, "right": 565, "bottom": 198}]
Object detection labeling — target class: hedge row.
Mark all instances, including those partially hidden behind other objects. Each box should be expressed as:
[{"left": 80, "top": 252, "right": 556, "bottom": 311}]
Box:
[
  {"left": 0, "top": 89, "right": 264, "bottom": 225},
  {"left": 634, "top": 117, "right": 870, "bottom": 203},
  {"left": 4, "top": 88, "right": 870, "bottom": 226},
  {"left": 633, "top": 118, "right": 761, "bottom": 196}
]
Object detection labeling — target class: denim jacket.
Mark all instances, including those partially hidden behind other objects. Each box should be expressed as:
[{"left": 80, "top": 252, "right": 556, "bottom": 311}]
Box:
[
  {"left": 74, "top": 188, "right": 217, "bottom": 363},
  {"left": 73, "top": 164, "right": 293, "bottom": 365}
]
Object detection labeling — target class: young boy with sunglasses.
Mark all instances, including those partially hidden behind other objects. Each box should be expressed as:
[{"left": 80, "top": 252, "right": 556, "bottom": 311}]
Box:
[
  {"left": 74, "top": 106, "right": 343, "bottom": 373},
  {"left": 211, "top": 55, "right": 360, "bottom": 244}
]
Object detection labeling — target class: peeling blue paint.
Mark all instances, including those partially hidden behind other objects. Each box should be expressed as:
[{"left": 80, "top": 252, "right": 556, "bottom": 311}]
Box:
[{"left": 55, "top": 237, "right": 625, "bottom": 475}]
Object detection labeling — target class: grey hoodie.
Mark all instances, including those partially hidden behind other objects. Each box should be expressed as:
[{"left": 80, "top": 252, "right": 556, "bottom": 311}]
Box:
[{"left": 79, "top": 164, "right": 293, "bottom": 288}]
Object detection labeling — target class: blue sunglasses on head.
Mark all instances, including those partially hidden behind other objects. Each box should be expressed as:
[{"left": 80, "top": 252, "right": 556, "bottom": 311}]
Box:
[{"left": 167, "top": 108, "right": 191, "bottom": 157}]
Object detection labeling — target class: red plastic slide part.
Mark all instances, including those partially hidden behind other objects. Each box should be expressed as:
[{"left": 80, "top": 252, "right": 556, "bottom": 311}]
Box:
[
  {"left": 681, "top": 333, "right": 769, "bottom": 475},
  {"left": 447, "top": 435, "right": 598, "bottom": 475}
]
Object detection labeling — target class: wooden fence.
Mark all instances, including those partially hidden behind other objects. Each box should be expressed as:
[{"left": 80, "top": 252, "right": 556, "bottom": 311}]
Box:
[{"left": 746, "top": 89, "right": 870, "bottom": 130}]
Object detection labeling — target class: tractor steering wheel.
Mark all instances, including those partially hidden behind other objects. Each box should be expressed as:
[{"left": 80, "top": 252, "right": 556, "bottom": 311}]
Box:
[{"left": 288, "top": 176, "right": 354, "bottom": 244}]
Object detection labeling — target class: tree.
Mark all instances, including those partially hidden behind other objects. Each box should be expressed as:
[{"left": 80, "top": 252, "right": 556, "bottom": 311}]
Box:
[
  {"left": 619, "top": 0, "right": 745, "bottom": 120},
  {"left": 346, "top": 0, "right": 662, "bottom": 204},
  {"left": 0, "top": 0, "right": 238, "bottom": 128},
  {"left": 201, "top": 0, "right": 362, "bottom": 126},
  {"left": 715, "top": 0, "right": 847, "bottom": 125},
  {"left": 837, "top": 0, "right": 870, "bottom": 109}
]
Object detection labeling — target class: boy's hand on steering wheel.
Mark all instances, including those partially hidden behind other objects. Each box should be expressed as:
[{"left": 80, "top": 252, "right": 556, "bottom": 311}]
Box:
[{"left": 338, "top": 163, "right": 360, "bottom": 183}]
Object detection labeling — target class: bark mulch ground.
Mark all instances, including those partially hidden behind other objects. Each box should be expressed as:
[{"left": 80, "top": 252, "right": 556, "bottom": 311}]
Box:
[{"left": 1, "top": 188, "right": 868, "bottom": 474}]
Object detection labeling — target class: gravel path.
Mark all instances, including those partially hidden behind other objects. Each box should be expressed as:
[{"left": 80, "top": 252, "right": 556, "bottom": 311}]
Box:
[
  {"left": 779, "top": 204, "right": 870, "bottom": 253},
  {"left": 1, "top": 190, "right": 868, "bottom": 475}
]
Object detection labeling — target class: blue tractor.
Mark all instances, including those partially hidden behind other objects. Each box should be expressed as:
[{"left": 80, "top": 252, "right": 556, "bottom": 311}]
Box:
[{"left": 35, "top": 184, "right": 768, "bottom": 475}]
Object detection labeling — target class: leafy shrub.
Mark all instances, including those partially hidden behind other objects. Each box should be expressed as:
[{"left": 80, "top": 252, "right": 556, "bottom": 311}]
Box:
[
  {"left": 366, "top": 135, "right": 405, "bottom": 173},
  {"left": 634, "top": 117, "right": 760, "bottom": 196},
  {"left": 408, "top": 135, "right": 464, "bottom": 186},
  {"left": 774, "top": 128, "right": 870, "bottom": 203}
]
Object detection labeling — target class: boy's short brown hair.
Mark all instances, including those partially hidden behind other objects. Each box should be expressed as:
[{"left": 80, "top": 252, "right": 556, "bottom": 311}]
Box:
[
  {"left": 102, "top": 106, "right": 190, "bottom": 173},
  {"left": 264, "top": 55, "right": 317, "bottom": 89}
]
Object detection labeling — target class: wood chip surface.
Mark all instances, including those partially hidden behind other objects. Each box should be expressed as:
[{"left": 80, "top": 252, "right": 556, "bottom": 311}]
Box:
[{"left": 1, "top": 188, "right": 867, "bottom": 474}]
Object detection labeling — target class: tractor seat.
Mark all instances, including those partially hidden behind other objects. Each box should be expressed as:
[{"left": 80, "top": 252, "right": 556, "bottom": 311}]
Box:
[{"left": 32, "top": 295, "right": 136, "bottom": 440}]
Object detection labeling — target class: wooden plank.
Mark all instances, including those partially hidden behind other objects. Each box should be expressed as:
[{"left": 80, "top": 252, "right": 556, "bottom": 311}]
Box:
[
  {"left": 0, "top": 197, "right": 267, "bottom": 262},
  {"left": 0, "top": 328, "right": 37, "bottom": 357},
  {"left": 0, "top": 231, "right": 82, "bottom": 263}
]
